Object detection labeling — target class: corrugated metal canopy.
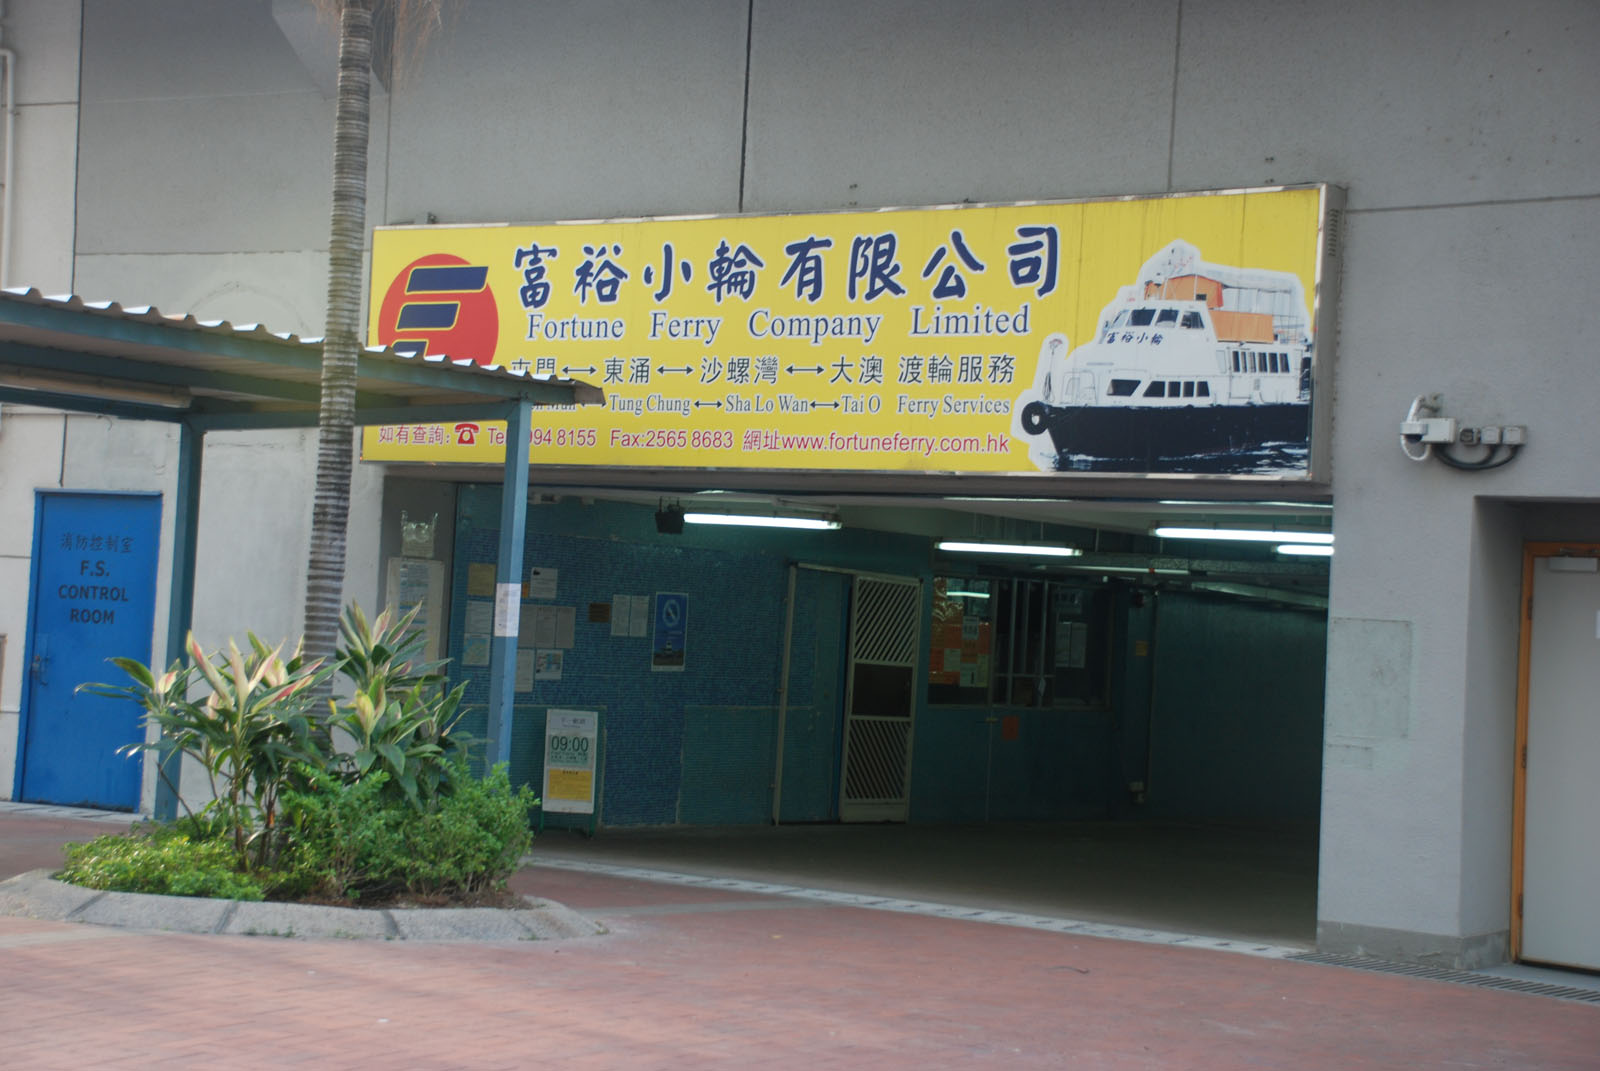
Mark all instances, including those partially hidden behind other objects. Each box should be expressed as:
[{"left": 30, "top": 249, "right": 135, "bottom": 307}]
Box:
[
  {"left": 0, "top": 287, "right": 602, "bottom": 428},
  {"left": 0, "top": 288, "right": 580, "bottom": 821}
]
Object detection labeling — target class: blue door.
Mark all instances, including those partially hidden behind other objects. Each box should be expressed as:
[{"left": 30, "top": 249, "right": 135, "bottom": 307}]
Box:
[{"left": 15, "top": 492, "right": 162, "bottom": 810}]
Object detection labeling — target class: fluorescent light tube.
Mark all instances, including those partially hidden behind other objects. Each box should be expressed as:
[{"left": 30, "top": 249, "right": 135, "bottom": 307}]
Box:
[
  {"left": 1190, "top": 580, "right": 1329, "bottom": 609},
  {"left": 1276, "top": 544, "right": 1334, "bottom": 557},
  {"left": 936, "top": 541, "right": 1081, "bottom": 558},
  {"left": 943, "top": 589, "right": 991, "bottom": 599},
  {"left": 683, "top": 512, "right": 840, "bottom": 531},
  {"left": 1153, "top": 526, "right": 1333, "bottom": 545},
  {"left": 1061, "top": 564, "right": 1189, "bottom": 576}
]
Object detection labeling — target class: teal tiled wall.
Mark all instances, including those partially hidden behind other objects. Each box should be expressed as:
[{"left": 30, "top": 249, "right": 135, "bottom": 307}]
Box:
[{"left": 443, "top": 490, "right": 1327, "bottom": 831}]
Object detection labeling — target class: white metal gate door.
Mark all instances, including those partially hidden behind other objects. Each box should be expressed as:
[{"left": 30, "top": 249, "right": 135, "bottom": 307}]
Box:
[
  {"left": 1519, "top": 551, "right": 1600, "bottom": 971},
  {"left": 838, "top": 575, "right": 922, "bottom": 822}
]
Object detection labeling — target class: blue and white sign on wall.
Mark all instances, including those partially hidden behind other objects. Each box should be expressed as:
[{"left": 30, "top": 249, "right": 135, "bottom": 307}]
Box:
[{"left": 652, "top": 592, "right": 688, "bottom": 672}]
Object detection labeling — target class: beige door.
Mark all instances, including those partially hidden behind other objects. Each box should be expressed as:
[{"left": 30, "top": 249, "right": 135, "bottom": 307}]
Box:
[{"left": 1516, "top": 546, "right": 1600, "bottom": 970}]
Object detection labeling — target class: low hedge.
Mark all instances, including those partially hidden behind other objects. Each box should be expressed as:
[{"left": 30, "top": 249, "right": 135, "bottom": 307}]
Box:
[{"left": 58, "top": 761, "right": 537, "bottom": 906}]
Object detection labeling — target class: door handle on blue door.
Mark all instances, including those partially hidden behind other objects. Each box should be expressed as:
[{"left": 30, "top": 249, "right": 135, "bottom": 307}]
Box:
[{"left": 30, "top": 634, "right": 48, "bottom": 684}]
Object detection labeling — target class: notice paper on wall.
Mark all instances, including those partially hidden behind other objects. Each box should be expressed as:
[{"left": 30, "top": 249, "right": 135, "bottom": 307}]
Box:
[
  {"left": 1055, "top": 621, "right": 1088, "bottom": 669},
  {"left": 611, "top": 594, "right": 652, "bottom": 637},
  {"left": 464, "top": 600, "right": 493, "bottom": 636},
  {"left": 536, "top": 649, "right": 564, "bottom": 681},
  {"left": 385, "top": 556, "right": 443, "bottom": 663},
  {"left": 522, "top": 605, "right": 577, "bottom": 648},
  {"left": 467, "top": 562, "right": 495, "bottom": 597},
  {"left": 494, "top": 583, "right": 520, "bottom": 637},
  {"left": 526, "top": 566, "right": 558, "bottom": 600}
]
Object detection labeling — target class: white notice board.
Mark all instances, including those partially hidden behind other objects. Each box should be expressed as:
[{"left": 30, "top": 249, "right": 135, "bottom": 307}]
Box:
[{"left": 542, "top": 709, "right": 599, "bottom": 815}]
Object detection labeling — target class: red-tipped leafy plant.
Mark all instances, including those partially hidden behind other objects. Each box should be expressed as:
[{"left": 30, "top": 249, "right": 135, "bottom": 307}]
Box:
[{"left": 85, "top": 635, "right": 328, "bottom": 867}]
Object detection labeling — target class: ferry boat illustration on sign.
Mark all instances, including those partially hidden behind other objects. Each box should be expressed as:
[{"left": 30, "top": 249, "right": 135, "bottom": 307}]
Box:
[{"left": 1013, "top": 240, "right": 1313, "bottom": 475}]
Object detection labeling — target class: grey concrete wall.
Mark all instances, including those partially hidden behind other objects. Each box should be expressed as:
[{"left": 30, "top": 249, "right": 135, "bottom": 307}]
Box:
[
  {"left": 385, "top": 0, "right": 747, "bottom": 224},
  {"left": 69, "top": 0, "right": 385, "bottom": 660},
  {"left": 0, "top": 0, "right": 80, "bottom": 797},
  {"left": 1318, "top": 197, "right": 1600, "bottom": 958},
  {"left": 743, "top": 1, "right": 1175, "bottom": 211},
  {"left": 4, "top": 0, "right": 78, "bottom": 291},
  {"left": 0, "top": 408, "right": 68, "bottom": 796},
  {"left": 1457, "top": 501, "right": 1524, "bottom": 944}
]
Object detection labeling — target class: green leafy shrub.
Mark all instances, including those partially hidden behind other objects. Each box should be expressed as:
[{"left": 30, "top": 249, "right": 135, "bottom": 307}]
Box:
[
  {"left": 81, "top": 634, "right": 328, "bottom": 867},
  {"left": 326, "top": 605, "right": 472, "bottom": 812},
  {"left": 402, "top": 763, "right": 537, "bottom": 897},
  {"left": 271, "top": 766, "right": 408, "bottom": 902},
  {"left": 68, "top": 604, "right": 533, "bottom": 905},
  {"left": 59, "top": 824, "right": 265, "bottom": 901},
  {"left": 274, "top": 760, "right": 537, "bottom": 904}
]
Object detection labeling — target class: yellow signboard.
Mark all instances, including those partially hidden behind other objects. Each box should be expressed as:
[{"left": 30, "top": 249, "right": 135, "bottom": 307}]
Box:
[
  {"left": 542, "top": 709, "right": 598, "bottom": 817},
  {"left": 363, "top": 186, "right": 1328, "bottom": 477},
  {"left": 545, "top": 768, "right": 593, "bottom": 805}
]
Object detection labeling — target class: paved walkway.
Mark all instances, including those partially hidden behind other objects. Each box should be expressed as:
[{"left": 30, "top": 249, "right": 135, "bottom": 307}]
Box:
[{"left": 2, "top": 806, "right": 1597, "bottom": 1069}]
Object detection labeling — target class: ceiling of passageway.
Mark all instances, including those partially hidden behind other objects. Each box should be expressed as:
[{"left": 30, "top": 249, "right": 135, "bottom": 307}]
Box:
[
  {"left": 705, "top": 489, "right": 1334, "bottom": 604},
  {"left": 381, "top": 470, "right": 1334, "bottom": 604}
]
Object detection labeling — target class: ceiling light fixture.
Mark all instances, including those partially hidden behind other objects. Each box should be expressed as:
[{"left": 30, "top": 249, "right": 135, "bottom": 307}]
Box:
[
  {"left": 1152, "top": 526, "right": 1333, "bottom": 545},
  {"left": 1061, "top": 564, "right": 1189, "bottom": 576},
  {"left": 1190, "top": 580, "right": 1329, "bottom": 610},
  {"left": 683, "top": 512, "right": 840, "bottom": 531},
  {"left": 936, "top": 540, "right": 1082, "bottom": 558},
  {"left": 1156, "top": 499, "right": 1332, "bottom": 511},
  {"left": 1276, "top": 543, "right": 1334, "bottom": 557}
]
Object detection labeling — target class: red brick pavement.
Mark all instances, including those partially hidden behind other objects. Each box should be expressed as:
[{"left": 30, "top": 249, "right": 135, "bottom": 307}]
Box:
[
  {"left": 0, "top": 860, "right": 1596, "bottom": 1069},
  {"left": 3, "top": 813, "right": 1598, "bottom": 1069},
  {"left": 0, "top": 812, "right": 136, "bottom": 877}
]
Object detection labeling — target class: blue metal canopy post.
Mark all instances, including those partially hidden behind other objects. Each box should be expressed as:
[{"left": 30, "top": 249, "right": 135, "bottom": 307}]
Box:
[
  {"left": 485, "top": 400, "right": 531, "bottom": 769},
  {"left": 154, "top": 418, "right": 203, "bottom": 821}
]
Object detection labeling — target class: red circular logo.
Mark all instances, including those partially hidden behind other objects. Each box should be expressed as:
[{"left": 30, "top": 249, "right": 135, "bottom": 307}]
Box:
[{"left": 376, "top": 253, "right": 499, "bottom": 366}]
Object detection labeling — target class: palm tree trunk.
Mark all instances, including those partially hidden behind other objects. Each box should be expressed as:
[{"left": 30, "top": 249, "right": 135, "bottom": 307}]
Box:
[{"left": 304, "top": 0, "right": 374, "bottom": 662}]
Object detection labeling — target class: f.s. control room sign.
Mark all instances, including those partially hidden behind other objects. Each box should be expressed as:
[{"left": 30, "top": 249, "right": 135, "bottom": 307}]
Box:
[{"left": 362, "top": 185, "right": 1335, "bottom": 478}]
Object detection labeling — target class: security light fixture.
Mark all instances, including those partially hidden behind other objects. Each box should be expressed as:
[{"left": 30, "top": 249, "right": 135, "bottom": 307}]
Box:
[
  {"left": 1152, "top": 526, "right": 1334, "bottom": 545},
  {"left": 683, "top": 512, "right": 840, "bottom": 531},
  {"left": 936, "top": 540, "right": 1082, "bottom": 558},
  {"left": 654, "top": 505, "right": 685, "bottom": 534},
  {"left": 1400, "top": 393, "right": 1525, "bottom": 470}
]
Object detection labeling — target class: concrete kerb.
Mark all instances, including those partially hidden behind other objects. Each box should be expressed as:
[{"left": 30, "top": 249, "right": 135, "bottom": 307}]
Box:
[{"left": 0, "top": 870, "right": 604, "bottom": 942}]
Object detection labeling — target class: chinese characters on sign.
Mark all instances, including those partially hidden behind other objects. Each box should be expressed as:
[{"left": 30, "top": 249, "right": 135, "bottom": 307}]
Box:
[{"left": 365, "top": 188, "right": 1328, "bottom": 478}]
